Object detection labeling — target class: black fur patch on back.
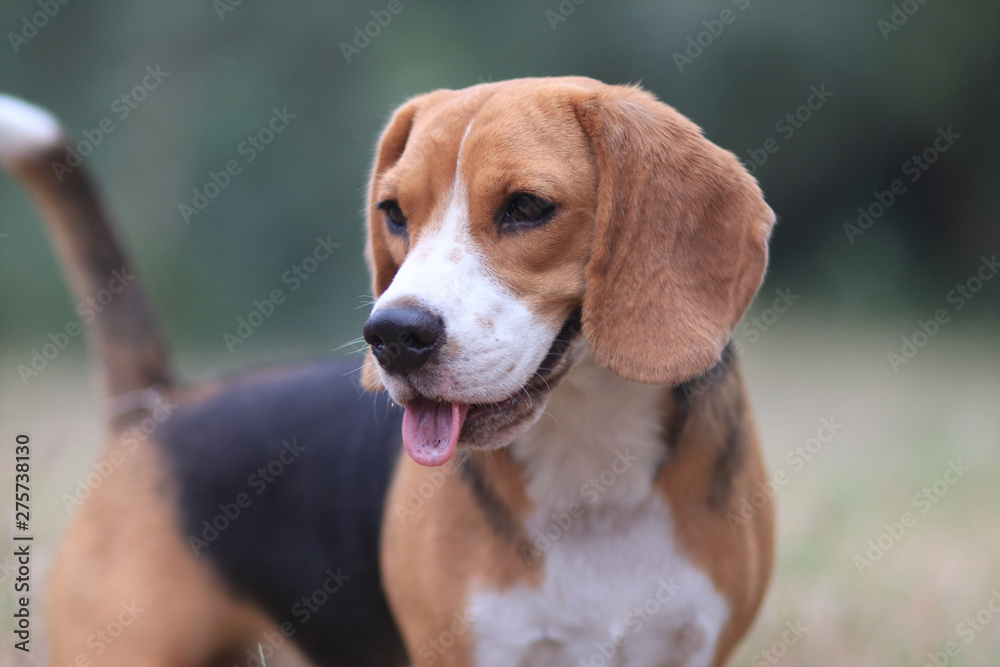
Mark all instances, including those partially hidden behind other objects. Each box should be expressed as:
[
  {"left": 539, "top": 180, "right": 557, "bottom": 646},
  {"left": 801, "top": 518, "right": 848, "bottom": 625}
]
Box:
[{"left": 159, "top": 360, "right": 406, "bottom": 667}]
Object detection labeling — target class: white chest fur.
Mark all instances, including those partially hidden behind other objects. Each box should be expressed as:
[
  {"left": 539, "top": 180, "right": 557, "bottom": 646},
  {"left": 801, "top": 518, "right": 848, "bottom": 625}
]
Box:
[{"left": 467, "top": 354, "right": 729, "bottom": 667}]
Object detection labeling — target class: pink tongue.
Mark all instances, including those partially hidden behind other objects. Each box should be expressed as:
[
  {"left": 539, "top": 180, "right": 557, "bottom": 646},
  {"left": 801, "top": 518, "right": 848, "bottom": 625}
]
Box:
[{"left": 401, "top": 401, "right": 469, "bottom": 467}]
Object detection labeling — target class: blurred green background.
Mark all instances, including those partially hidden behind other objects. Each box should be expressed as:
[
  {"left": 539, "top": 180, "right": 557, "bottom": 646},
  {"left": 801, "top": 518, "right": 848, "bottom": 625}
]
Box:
[{"left": 1, "top": 1, "right": 999, "bottom": 666}]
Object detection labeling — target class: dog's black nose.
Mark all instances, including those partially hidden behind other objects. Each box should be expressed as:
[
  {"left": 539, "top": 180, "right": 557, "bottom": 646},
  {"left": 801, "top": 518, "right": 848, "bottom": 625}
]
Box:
[{"left": 363, "top": 306, "right": 444, "bottom": 375}]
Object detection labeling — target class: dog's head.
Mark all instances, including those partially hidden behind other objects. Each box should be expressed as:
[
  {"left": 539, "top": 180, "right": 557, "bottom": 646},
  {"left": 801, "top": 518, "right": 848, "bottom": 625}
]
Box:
[{"left": 360, "top": 77, "right": 774, "bottom": 466}]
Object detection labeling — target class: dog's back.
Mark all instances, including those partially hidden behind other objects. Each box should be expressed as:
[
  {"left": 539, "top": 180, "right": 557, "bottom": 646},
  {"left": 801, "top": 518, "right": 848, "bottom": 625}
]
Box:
[
  {"left": 1, "top": 94, "right": 406, "bottom": 666},
  {"left": 161, "top": 362, "right": 405, "bottom": 666}
]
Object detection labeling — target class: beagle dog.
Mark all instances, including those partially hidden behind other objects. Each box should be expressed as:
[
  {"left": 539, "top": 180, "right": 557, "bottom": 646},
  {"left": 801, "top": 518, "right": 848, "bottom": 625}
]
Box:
[
  {"left": 0, "top": 76, "right": 774, "bottom": 667},
  {"left": 364, "top": 77, "right": 775, "bottom": 667}
]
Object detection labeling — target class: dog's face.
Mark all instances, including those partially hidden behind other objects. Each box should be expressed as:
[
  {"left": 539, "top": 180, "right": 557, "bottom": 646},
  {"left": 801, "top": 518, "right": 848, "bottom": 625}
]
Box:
[{"left": 361, "top": 77, "right": 774, "bottom": 466}]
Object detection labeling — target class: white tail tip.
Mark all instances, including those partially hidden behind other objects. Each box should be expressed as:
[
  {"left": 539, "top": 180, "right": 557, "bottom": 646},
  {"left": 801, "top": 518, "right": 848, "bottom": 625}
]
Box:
[{"left": 0, "top": 94, "right": 62, "bottom": 165}]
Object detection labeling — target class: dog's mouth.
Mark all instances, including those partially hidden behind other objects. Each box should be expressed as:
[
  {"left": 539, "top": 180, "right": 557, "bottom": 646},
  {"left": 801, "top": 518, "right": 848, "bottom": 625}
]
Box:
[{"left": 400, "top": 310, "right": 582, "bottom": 467}]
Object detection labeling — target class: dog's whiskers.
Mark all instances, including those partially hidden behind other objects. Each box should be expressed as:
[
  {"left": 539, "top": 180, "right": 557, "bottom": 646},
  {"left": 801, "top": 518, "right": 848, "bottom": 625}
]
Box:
[{"left": 333, "top": 336, "right": 368, "bottom": 353}]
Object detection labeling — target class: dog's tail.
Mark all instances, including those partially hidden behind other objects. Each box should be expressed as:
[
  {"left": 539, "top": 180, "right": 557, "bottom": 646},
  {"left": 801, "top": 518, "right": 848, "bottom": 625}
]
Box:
[{"left": 0, "top": 94, "right": 172, "bottom": 398}]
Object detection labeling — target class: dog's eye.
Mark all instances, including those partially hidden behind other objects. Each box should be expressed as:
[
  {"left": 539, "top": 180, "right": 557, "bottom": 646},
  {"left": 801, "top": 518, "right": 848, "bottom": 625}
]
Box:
[
  {"left": 499, "top": 193, "right": 557, "bottom": 230},
  {"left": 377, "top": 200, "right": 407, "bottom": 234}
]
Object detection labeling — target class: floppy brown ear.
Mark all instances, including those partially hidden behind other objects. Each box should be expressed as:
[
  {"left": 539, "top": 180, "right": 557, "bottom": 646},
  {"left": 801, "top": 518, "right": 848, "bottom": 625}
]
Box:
[
  {"left": 365, "top": 100, "right": 419, "bottom": 297},
  {"left": 574, "top": 85, "right": 775, "bottom": 386}
]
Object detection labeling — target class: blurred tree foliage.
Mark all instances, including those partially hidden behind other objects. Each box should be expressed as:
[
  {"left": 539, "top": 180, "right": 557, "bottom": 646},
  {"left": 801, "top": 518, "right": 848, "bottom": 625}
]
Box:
[{"left": 1, "top": 0, "right": 997, "bottom": 360}]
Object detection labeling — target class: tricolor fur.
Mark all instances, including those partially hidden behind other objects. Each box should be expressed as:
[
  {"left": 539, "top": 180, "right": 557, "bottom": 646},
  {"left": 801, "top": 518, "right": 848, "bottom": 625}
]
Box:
[
  {"left": 1, "top": 75, "right": 776, "bottom": 667},
  {"left": 367, "top": 77, "right": 775, "bottom": 666}
]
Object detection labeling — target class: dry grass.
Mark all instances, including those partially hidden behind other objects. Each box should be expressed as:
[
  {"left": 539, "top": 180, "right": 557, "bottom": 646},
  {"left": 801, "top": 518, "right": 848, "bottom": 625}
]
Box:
[{"left": 735, "top": 321, "right": 1000, "bottom": 666}]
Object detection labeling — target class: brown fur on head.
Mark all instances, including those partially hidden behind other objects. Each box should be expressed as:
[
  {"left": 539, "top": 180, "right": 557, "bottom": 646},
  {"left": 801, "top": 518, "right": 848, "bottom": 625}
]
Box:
[{"left": 361, "top": 77, "right": 774, "bottom": 392}]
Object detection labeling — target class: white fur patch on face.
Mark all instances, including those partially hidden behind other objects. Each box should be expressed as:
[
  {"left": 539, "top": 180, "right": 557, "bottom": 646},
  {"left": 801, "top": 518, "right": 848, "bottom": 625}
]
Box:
[
  {"left": 372, "top": 167, "right": 559, "bottom": 404},
  {"left": 467, "top": 357, "right": 729, "bottom": 666}
]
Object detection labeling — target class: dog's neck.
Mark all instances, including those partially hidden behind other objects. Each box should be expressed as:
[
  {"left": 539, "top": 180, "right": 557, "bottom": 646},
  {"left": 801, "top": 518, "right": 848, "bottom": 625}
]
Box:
[
  {"left": 508, "top": 349, "right": 670, "bottom": 518},
  {"left": 457, "top": 344, "right": 740, "bottom": 541}
]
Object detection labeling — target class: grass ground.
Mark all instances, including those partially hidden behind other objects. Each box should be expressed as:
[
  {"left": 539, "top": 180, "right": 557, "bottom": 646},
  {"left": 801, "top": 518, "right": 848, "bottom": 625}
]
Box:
[{"left": 2, "top": 318, "right": 999, "bottom": 666}]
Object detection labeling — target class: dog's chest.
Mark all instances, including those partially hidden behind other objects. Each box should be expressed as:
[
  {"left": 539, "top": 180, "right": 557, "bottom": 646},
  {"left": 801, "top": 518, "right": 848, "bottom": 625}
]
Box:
[
  {"left": 468, "top": 499, "right": 727, "bottom": 667},
  {"left": 466, "top": 357, "right": 729, "bottom": 667}
]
